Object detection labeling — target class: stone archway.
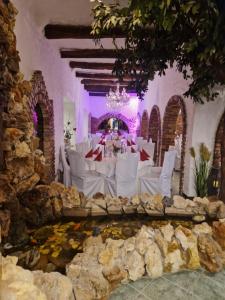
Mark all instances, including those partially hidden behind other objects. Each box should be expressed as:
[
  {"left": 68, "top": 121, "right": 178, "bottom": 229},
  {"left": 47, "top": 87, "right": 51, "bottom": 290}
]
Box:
[
  {"left": 29, "top": 71, "right": 55, "bottom": 183},
  {"left": 213, "top": 111, "right": 225, "bottom": 168},
  {"left": 149, "top": 105, "right": 161, "bottom": 165},
  {"left": 141, "top": 110, "right": 149, "bottom": 139},
  {"left": 92, "top": 113, "right": 138, "bottom": 135},
  {"left": 213, "top": 110, "right": 225, "bottom": 200},
  {"left": 161, "top": 95, "right": 187, "bottom": 193}
]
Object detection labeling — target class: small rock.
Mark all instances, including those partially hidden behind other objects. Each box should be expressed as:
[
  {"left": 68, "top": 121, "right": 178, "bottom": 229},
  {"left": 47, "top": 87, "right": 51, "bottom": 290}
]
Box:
[
  {"left": 193, "top": 222, "right": 213, "bottom": 236},
  {"left": 192, "top": 215, "right": 206, "bottom": 222},
  {"left": 217, "top": 204, "right": 225, "bottom": 219},
  {"left": 173, "top": 195, "right": 187, "bottom": 209}
]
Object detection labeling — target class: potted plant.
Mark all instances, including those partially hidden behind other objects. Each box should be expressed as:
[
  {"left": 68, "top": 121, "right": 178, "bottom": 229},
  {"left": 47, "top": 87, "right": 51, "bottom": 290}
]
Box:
[
  {"left": 64, "top": 121, "right": 76, "bottom": 145},
  {"left": 190, "top": 143, "right": 211, "bottom": 197}
]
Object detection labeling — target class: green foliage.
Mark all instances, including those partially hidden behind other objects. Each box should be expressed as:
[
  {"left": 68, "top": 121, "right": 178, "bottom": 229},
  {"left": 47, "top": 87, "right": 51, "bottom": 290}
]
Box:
[
  {"left": 190, "top": 143, "right": 211, "bottom": 197},
  {"left": 91, "top": 0, "right": 225, "bottom": 102}
]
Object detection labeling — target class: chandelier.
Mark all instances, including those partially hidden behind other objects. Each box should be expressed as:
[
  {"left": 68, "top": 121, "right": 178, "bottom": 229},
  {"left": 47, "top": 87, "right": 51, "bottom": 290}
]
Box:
[{"left": 106, "top": 83, "right": 130, "bottom": 110}]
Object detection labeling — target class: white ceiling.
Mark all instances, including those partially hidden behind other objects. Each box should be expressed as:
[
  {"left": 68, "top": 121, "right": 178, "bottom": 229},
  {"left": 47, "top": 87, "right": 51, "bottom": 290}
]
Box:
[
  {"left": 17, "top": 0, "right": 128, "bottom": 90},
  {"left": 22, "top": 0, "right": 128, "bottom": 28}
]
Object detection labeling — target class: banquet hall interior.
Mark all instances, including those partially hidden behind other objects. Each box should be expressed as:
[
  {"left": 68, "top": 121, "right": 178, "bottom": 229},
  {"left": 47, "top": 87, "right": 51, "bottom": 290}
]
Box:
[{"left": 1, "top": 1, "right": 225, "bottom": 299}]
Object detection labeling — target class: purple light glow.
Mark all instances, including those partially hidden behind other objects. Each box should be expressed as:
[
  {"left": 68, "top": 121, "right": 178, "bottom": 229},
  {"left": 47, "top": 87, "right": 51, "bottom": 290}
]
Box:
[{"left": 129, "top": 97, "right": 139, "bottom": 110}]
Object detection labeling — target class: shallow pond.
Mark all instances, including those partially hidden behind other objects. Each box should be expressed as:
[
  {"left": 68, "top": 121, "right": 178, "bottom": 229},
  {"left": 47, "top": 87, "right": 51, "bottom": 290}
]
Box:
[{"left": 3, "top": 216, "right": 195, "bottom": 274}]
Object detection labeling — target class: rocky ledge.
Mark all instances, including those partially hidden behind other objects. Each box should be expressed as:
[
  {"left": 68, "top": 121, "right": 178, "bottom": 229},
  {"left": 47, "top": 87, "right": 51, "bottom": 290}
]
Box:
[
  {"left": 66, "top": 220, "right": 225, "bottom": 300},
  {"left": 2, "top": 220, "right": 225, "bottom": 300},
  {"left": 64, "top": 192, "right": 225, "bottom": 221}
]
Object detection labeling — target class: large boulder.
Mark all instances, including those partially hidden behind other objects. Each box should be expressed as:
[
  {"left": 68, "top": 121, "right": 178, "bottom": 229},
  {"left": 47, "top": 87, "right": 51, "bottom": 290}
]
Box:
[
  {"left": 1, "top": 256, "right": 73, "bottom": 300},
  {"left": 197, "top": 234, "right": 225, "bottom": 273},
  {"left": 33, "top": 271, "right": 73, "bottom": 300},
  {"left": 145, "top": 242, "right": 163, "bottom": 278},
  {"left": 212, "top": 221, "right": 225, "bottom": 250}
]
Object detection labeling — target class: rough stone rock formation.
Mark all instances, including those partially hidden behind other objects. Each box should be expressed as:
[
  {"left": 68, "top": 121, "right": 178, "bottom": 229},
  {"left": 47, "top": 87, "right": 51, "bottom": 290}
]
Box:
[
  {"left": 0, "top": 1, "right": 41, "bottom": 241},
  {"left": 212, "top": 221, "right": 225, "bottom": 250},
  {"left": 0, "top": 255, "right": 73, "bottom": 300},
  {"left": 66, "top": 221, "right": 225, "bottom": 300},
  {"left": 19, "top": 182, "right": 80, "bottom": 226},
  {"left": 169, "top": 195, "right": 225, "bottom": 218}
]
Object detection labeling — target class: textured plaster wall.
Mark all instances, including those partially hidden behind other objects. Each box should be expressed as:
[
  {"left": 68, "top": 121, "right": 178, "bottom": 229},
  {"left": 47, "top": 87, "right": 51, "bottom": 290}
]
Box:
[{"left": 12, "top": 0, "right": 90, "bottom": 171}]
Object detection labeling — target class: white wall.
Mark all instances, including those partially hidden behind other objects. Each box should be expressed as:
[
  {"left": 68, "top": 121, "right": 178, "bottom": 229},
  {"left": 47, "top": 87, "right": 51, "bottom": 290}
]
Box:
[
  {"left": 187, "top": 90, "right": 225, "bottom": 195},
  {"left": 12, "top": 0, "right": 90, "bottom": 171},
  {"left": 89, "top": 95, "right": 140, "bottom": 119},
  {"left": 139, "top": 67, "right": 225, "bottom": 196},
  {"left": 138, "top": 67, "right": 195, "bottom": 196}
]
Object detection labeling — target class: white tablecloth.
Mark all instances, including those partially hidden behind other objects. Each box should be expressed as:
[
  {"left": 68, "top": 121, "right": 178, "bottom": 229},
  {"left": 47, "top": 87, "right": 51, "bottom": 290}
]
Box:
[{"left": 85, "top": 156, "right": 154, "bottom": 177}]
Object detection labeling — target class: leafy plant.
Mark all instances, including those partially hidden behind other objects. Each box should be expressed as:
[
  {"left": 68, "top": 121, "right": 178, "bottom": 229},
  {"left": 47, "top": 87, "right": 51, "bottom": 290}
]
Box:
[
  {"left": 190, "top": 143, "right": 211, "bottom": 197},
  {"left": 91, "top": 0, "right": 225, "bottom": 103}
]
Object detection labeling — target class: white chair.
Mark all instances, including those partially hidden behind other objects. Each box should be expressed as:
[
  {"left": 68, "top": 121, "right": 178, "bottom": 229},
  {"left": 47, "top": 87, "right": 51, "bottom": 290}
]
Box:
[
  {"left": 67, "top": 150, "right": 104, "bottom": 197},
  {"left": 104, "top": 153, "right": 139, "bottom": 197},
  {"left": 75, "top": 142, "right": 89, "bottom": 156},
  {"left": 139, "top": 150, "right": 176, "bottom": 197},
  {"left": 137, "top": 139, "right": 148, "bottom": 151},
  {"left": 142, "top": 142, "right": 155, "bottom": 158},
  {"left": 91, "top": 135, "right": 101, "bottom": 149},
  {"left": 169, "top": 145, "right": 181, "bottom": 171},
  {"left": 59, "top": 145, "right": 71, "bottom": 187}
]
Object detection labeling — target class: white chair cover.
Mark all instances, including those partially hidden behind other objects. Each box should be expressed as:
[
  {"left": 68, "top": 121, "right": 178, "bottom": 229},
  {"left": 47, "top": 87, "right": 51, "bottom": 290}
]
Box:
[
  {"left": 142, "top": 142, "right": 155, "bottom": 158},
  {"left": 137, "top": 139, "right": 148, "bottom": 150},
  {"left": 68, "top": 150, "right": 104, "bottom": 197},
  {"left": 169, "top": 145, "right": 181, "bottom": 171},
  {"left": 139, "top": 150, "right": 176, "bottom": 197},
  {"left": 59, "top": 145, "right": 71, "bottom": 187},
  {"left": 91, "top": 135, "right": 101, "bottom": 149},
  {"left": 105, "top": 153, "right": 139, "bottom": 197},
  {"left": 75, "top": 142, "right": 89, "bottom": 156},
  {"left": 127, "top": 134, "right": 133, "bottom": 141}
]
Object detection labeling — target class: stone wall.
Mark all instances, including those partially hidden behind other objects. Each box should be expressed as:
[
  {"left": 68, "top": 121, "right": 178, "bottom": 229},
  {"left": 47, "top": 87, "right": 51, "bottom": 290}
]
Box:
[
  {"left": 161, "top": 95, "right": 187, "bottom": 192},
  {"left": 140, "top": 110, "right": 149, "bottom": 139},
  {"left": 148, "top": 105, "right": 161, "bottom": 165},
  {"left": 0, "top": 1, "right": 45, "bottom": 240},
  {"left": 29, "top": 71, "right": 55, "bottom": 183},
  {"left": 213, "top": 111, "right": 225, "bottom": 168}
]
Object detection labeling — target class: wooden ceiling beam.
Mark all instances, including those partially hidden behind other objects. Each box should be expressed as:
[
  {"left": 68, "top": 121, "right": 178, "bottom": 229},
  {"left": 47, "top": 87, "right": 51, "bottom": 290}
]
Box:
[
  {"left": 61, "top": 48, "right": 120, "bottom": 58},
  {"left": 44, "top": 24, "right": 125, "bottom": 39},
  {"left": 70, "top": 61, "right": 114, "bottom": 70},
  {"left": 76, "top": 72, "right": 132, "bottom": 80},
  {"left": 89, "top": 92, "right": 107, "bottom": 97},
  {"left": 81, "top": 79, "right": 132, "bottom": 86},
  {"left": 84, "top": 85, "right": 136, "bottom": 93}
]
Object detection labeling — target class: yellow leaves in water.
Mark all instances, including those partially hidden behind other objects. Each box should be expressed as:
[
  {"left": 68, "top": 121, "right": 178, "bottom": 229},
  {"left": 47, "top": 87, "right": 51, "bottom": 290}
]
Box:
[
  {"left": 83, "top": 230, "right": 93, "bottom": 236},
  {"left": 51, "top": 246, "right": 62, "bottom": 258},
  {"left": 69, "top": 239, "right": 80, "bottom": 250},
  {"left": 102, "top": 226, "right": 123, "bottom": 239},
  {"left": 37, "top": 222, "right": 82, "bottom": 258}
]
